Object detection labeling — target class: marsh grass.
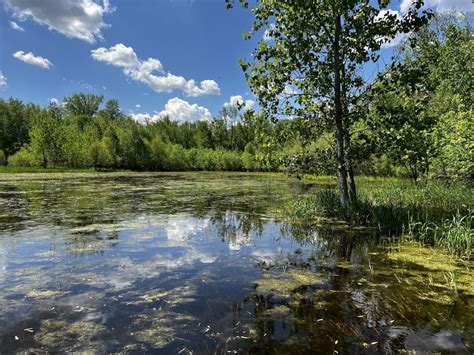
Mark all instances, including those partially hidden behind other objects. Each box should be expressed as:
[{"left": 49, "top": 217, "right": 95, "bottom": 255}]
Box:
[
  {"left": 282, "top": 181, "right": 473, "bottom": 256},
  {"left": 405, "top": 212, "right": 473, "bottom": 258}
]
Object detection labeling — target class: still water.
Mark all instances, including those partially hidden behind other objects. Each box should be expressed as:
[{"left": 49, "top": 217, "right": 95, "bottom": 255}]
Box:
[{"left": 0, "top": 173, "right": 472, "bottom": 353}]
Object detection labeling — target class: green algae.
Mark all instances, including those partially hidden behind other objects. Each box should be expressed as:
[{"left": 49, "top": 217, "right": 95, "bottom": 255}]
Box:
[
  {"left": 382, "top": 243, "right": 474, "bottom": 296},
  {"left": 255, "top": 268, "right": 322, "bottom": 298},
  {"left": 386, "top": 244, "right": 459, "bottom": 271},
  {"left": 133, "top": 327, "right": 175, "bottom": 349},
  {"left": 263, "top": 305, "right": 292, "bottom": 316},
  {"left": 132, "top": 311, "right": 196, "bottom": 349},
  {"left": 142, "top": 290, "right": 169, "bottom": 302},
  {"left": 26, "top": 290, "right": 65, "bottom": 298},
  {"left": 34, "top": 319, "right": 106, "bottom": 350}
]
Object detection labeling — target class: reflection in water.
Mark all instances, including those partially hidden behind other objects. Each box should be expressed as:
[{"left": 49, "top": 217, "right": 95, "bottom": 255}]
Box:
[{"left": 0, "top": 172, "right": 472, "bottom": 353}]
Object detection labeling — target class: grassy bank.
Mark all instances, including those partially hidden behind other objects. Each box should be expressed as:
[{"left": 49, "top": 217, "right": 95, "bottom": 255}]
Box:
[
  {"left": 282, "top": 180, "right": 473, "bottom": 257},
  {"left": 0, "top": 166, "right": 100, "bottom": 174}
]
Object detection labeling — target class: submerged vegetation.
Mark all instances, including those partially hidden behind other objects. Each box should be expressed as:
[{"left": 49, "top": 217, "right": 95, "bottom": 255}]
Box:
[{"left": 0, "top": 171, "right": 473, "bottom": 353}]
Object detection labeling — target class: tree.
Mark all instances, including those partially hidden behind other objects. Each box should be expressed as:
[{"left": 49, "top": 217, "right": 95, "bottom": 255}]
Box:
[
  {"left": 366, "top": 13, "right": 473, "bottom": 181},
  {"left": 29, "top": 111, "right": 66, "bottom": 168},
  {"left": 366, "top": 76, "right": 436, "bottom": 181},
  {"left": 64, "top": 93, "right": 104, "bottom": 117},
  {"left": 0, "top": 99, "right": 37, "bottom": 160},
  {"left": 101, "top": 99, "right": 123, "bottom": 121},
  {"left": 227, "top": 0, "right": 431, "bottom": 204}
]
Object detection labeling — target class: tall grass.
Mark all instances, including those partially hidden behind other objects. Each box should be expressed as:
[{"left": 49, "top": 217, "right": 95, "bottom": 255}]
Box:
[
  {"left": 282, "top": 181, "right": 473, "bottom": 257},
  {"left": 405, "top": 212, "right": 473, "bottom": 258}
]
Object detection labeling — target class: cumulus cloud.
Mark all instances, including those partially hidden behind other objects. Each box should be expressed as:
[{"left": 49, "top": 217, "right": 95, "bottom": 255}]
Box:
[
  {"left": 374, "top": 10, "right": 408, "bottom": 48},
  {"left": 13, "top": 51, "right": 53, "bottom": 69},
  {"left": 4, "top": 0, "right": 112, "bottom": 43},
  {"left": 159, "top": 98, "right": 213, "bottom": 122},
  {"left": 0, "top": 72, "right": 7, "bottom": 87},
  {"left": 9, "top": 20, "right": 24, "bottom": 31},
  {"left": 131, "top": 97, "right": 212, "bottom": 124},
  {"left": 400, "top": 0, "right": 473, "bottom": 14},
  {"left": 223, "top": 95, "right": 255, "bottom": 110},
  {"left": 91, "top": 43, "right": 220, "bottom": 97}
]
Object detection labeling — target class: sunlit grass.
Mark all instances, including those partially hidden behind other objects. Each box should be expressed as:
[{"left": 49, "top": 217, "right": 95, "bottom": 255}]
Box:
[
  {"left": 405, "top": 211, "right": 473, "bottom": 258},
  {"left": 282, "top": 180, "right": 473, "bottom": 256}
]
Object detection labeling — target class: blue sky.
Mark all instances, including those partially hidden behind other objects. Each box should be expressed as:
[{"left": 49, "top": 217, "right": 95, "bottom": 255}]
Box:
[{"left": 0, "top": 0, "right": 472, "bottom": 122}]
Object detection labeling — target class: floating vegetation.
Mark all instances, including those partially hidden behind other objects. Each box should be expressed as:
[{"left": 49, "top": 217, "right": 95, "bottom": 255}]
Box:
[
  {"left": 255, "top": 268, "right": 322, "bottom": 299},
  {"left": 377, "top": 243, "right": 474, "bottom": 298},
  {"left": 263, "top": 304, "right": 292, "bottom": 317},
  {"left": 26, "top": 290, "right": 65, "bottom": 299},
  {"left": 385, "top": 244, "right": 458, "bottom": 272},
  {"left": 0, "top": 173, "right": 472, "bottom": 353},
  {"left": 132, "top": 310, "right": 196, "bottom": 349},
  {"left": 34, "top": 319, "right": 106, "bottom": 351}
]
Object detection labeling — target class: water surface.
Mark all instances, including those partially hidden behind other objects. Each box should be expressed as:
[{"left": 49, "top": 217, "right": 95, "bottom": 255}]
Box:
[{"left": 0, "top": 172, "right": 472, "bottom": 353}]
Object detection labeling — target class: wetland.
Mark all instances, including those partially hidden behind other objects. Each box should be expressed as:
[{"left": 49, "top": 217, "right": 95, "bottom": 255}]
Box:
[{"left": 0, "top": 172, "right": 472, "bottom": 353}]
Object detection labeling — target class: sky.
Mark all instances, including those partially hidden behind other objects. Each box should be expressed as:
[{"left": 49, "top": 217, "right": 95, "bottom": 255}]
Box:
[{"left": 0, "top": 0, "right": 472, "bottom": 123}]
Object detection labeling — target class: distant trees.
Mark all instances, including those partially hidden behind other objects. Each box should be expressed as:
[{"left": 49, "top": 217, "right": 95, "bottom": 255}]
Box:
[
  {"left": 3, "top": 92, "right": 285, "bottom": 171},
  {"left": 64, "top": 93, "right": 104, "bottom": 117}
]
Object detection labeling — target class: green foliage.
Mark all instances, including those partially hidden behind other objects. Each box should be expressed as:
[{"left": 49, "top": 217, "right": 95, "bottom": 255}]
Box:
[
  {"left": 8, "top": 146, "right": 39, "bottom": 167},
  {"left": 0, "top": 150, "right": 6, "bottom": 166},
  {"left": 230, "top": 0, "right": 431, "bottom": 204},
  {"left": 0, "top": 98, "right": 37, "bottom": 159},
  {"left": 365, "top": 14, "right": 473, "bottom": 182},
  {"left": 63, "top": 93, "right": 104, "bottom": 117},
  {"left": 432, "top": 99, "right": 473, "bottom": 181}
]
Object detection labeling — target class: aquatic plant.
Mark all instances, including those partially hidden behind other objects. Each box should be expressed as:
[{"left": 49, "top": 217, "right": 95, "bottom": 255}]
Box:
[
  {"left": 406, "top": 211, "right": 473, "bottom": 258},
  {"left": 281, "top": 182, "right": 473, "bottom": 256}
]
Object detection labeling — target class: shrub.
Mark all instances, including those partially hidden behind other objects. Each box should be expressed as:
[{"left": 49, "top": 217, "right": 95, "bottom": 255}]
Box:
[
  {"left": 0, "top": 150, "right": 6, "bottom": 166},
  {"left": 8, "top": 147, "right": 40, "bottom": 167}
]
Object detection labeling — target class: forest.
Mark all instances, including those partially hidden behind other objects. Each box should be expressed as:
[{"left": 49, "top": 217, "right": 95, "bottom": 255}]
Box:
[{"left": 1, "top": 14, "right": 472, "bottom": 185}]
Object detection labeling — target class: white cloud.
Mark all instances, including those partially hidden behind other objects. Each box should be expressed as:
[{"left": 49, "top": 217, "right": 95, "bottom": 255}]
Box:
[
  {"left": 401, "top": 0, "right": 473, "bottom": 14},
  {"left": 91, "top": 43, "right": 220, "bottom": 97},
  {"left": 130, "top": 112, "right": 155, "bottom": 124},
  {"left": 4, "top": 0, "right": 112, "bottom": 43},
  {"left": 49, "top": 97, "right": 60, "bottom": 105},
  {"left": 0, "top": 72, "right": 7, "bottom": 87},
  {"left": 223, "top": 95, "right": 255, "bottom": 110},
  {"left": 135, "top": 104, "right": 141, "bottom": 108},
  {"left": 381, "top": 32, "right": 408, "bottom": 48},
  {"left": 283, "top": 84, "right": 297, "bottom": 96},
  {"left": 375, "top": 9, "right": 401, "bottom": 22},
  {"left": 159, "top": 98, "right": 213, "bottom": 122},
  {"left": 13, "top": 51, "right": 53, "bottom": 69},
  {"left": 9, "top": 20, "right": 24, "bottom": 31},
  {"left": 131, "top": 97, "right": 212, "bottom": 124},
  {"left": 374, "top": 10, "right": 408, "bottom": 48}
]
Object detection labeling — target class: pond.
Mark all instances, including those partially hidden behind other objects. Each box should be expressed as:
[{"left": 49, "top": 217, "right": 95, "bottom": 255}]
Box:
[{"left": 0, "top": 172, "right": 472, "bottom": 353}]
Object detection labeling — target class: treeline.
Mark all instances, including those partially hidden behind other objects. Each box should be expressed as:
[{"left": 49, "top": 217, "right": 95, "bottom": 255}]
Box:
[
  {"left": 0, "top": 94, "right": 292, "bottom": 171},
  {"left": 0, "top": 16, "right": 472, "bottom": 180}
]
